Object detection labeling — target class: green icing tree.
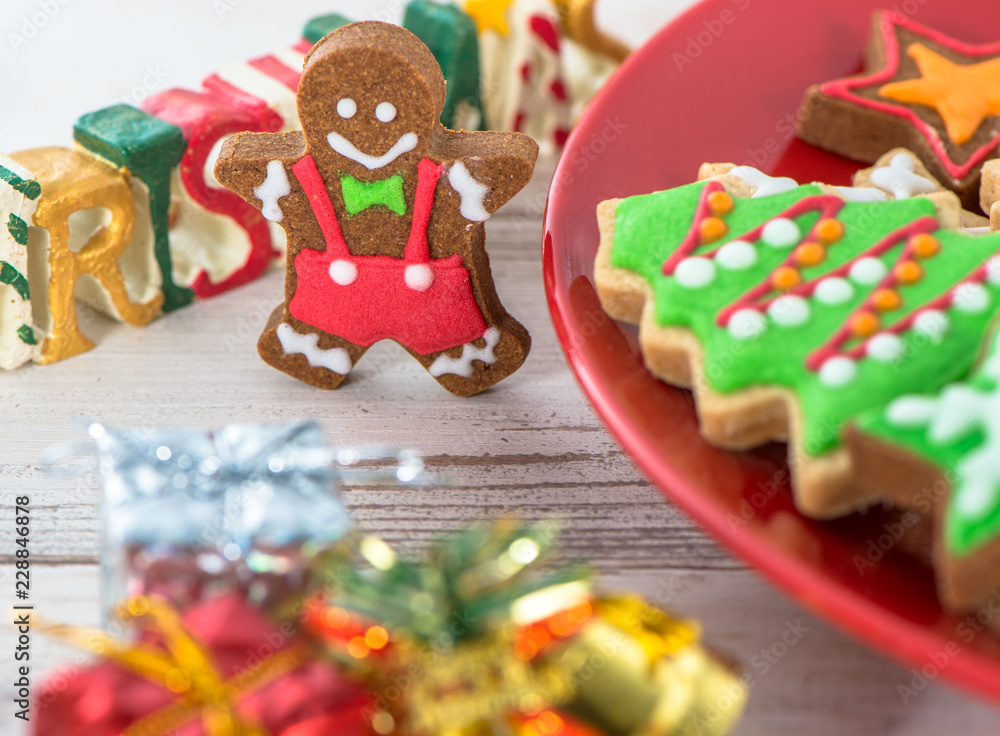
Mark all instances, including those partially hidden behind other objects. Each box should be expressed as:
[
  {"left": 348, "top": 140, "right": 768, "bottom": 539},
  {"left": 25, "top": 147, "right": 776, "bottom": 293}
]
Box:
[
  {"left": 609, "top": 181, "right": 1000, "bottom": 458},
  {"left": 858, "top": 330, "right": 1000, "bottom": 556}
]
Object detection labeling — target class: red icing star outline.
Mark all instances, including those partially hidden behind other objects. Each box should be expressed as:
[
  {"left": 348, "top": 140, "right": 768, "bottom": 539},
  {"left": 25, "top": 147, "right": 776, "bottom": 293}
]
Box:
[{"left": 821, "top": 12, "right": 1000, "bottom": 182}]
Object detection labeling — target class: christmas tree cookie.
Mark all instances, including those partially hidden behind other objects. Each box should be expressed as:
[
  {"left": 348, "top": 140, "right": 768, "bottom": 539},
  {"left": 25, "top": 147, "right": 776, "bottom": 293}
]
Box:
[
  {"left": 849, "top": 326, "right": 1000, "bottom": 617},
  {"left": 796, "top": 11, "right": 1000, "bottom": 212},
  {"left": 595, "top": 172, "right": 1000, "bottom": 518}
]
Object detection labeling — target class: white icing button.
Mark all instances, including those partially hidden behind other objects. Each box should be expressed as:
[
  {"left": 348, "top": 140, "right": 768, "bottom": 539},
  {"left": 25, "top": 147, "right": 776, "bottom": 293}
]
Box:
[
  {"left": 768, "top": 295, "right": 810, "bottom": 327},
  {"left": 761, "top": 218, "right": 801, "bottom": 248},
  {"left": 715, "top": 240, "right": 757, "bottom": 270},
  {"left": 813, "top": 277, "right": 854, "bottom": 305},
  {"left": 337, "top": 98, "right": 357, "bottom": 119},
  {"left": 376, "top": 102, "right": 397, "bottom": 123},
  {"left": 405, "top": 263, "right": 435, "bottom": 292},
  {"left": 986, "top": 256, "right": 1000, "bottom": 287},
  {"left": 819, "top": 356, "right": 857, "bottom": 387},
  {"left": 866, "top": 333, "right": 905, "bottom": 363},
  {"left": 913, "top": 310, "right": 950, "bottom": 342},
  {"left": 328, "top": 259, "right": 358, "bottom": 286},
  {"left": 675, "top": 257, "right": 717, "bottom": 289},
  {"left": 952, "top": 282, "right": 990, "bottom": 313},
  {"left": 849, "top": 257, "right": 888, "bottom": 285},
  {"left": 728, "top": 309, "right": 766, "bottom": 340}
]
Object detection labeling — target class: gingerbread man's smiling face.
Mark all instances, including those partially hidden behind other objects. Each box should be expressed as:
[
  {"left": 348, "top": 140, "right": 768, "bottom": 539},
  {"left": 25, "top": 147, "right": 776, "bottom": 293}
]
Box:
[{"left": 297, "top": 23, "right": 446, "bottom": 181}]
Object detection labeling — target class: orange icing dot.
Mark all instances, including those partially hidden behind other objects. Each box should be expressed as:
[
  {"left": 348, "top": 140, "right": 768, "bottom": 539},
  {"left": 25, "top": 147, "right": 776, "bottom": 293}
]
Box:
[
  {"left": 772, "top": 266, "right": 801, "bottom": 290},
  {"left": 851, "top": 311, "right": 881, "bottom": 337},
  {"left": 873, "top": 289, "right": 903, "bottom": 312},
  {"left": 910, "top": 233, "right": 940, "bottom": 259},
  {"left": 815, "top": 218, "right": 844, "bottom": 244},
  {"left": 700, "top": 217, "right": 729, "bottom": 244},
  {"left": 894, "top": 260, "right": 924, "bottom": 284},
  {"left": 794, "top": 242, "right": 826, "bottom": 267},
  {"left": 708, "top": 190, "right": 735, "bottom": 216}
]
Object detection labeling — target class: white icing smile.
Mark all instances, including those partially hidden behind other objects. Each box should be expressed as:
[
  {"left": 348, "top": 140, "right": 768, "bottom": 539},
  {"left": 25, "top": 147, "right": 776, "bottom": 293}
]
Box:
[{"left": 327, "top": 131, "right": 418, "bottom": 170}]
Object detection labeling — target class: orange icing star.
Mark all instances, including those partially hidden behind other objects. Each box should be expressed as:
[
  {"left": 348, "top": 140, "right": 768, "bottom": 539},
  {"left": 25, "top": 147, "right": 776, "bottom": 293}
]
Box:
[
  {"left": 879, "top": 44, "right": 1000, "bottom": 145},
  {"left": 464, "top": 0, "right": 514, "bottom": 35}
]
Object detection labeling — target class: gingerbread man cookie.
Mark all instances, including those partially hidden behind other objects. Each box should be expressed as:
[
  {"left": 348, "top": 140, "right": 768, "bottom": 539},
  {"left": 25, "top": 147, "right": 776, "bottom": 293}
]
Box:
[{"left": 215, "top": 22, "right": 537, "bottom": 396}]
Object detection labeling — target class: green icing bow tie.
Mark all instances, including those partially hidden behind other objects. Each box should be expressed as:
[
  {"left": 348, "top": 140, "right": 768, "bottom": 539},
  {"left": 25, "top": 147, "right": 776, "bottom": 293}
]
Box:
[{"left": 340, "top": 173, "right": 406, "bottom": 215}]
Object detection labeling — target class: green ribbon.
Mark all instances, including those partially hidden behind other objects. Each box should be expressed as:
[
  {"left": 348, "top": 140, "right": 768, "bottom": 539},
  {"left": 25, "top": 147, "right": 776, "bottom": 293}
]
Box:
[
  {"left": 341, "top": 173, "right": 406, "bottom": 216},
  {"left": 314, "top": 519, "right": 592, "bottom": 643}
]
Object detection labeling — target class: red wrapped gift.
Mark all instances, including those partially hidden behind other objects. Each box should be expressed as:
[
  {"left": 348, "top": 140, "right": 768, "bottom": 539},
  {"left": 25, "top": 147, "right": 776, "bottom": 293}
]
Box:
[{"left": 34, "top": 594, "right": 373, "bottom": 736}]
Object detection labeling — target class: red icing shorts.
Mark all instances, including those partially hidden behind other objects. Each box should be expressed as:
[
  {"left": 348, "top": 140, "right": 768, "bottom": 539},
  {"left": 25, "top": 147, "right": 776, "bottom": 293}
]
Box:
[{"left": 288, "top": 155, "right": 487, "bottom": 355}]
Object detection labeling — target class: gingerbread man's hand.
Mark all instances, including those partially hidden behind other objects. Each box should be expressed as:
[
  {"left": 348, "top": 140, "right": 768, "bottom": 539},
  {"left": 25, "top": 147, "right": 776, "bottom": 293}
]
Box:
[
  {"left": 439, "top": 130, "right": 539, "bottom": 221},
  {"left": 215, "top": 130, "right": 306, "bottom": 224}
]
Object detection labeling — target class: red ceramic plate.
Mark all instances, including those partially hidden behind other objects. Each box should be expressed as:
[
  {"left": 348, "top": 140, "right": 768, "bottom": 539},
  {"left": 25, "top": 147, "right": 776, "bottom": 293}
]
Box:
[{"left": 543, "top": 0, "right": 1000, "bottom": 701}]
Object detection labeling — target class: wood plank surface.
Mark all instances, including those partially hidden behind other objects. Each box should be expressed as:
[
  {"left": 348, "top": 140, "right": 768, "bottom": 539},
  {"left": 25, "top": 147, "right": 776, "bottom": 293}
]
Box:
[
  {"left": 1, "top": 163, "right": 999, "bottom": 734},
  {"left": 1, "top": 1, "right": 999, "bottom": 733}
]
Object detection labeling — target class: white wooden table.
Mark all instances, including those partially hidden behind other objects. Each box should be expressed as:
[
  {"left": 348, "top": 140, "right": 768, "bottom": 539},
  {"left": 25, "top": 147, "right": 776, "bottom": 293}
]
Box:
[{"left": 1, "top": 1, "right": 999, "bottom": 733}]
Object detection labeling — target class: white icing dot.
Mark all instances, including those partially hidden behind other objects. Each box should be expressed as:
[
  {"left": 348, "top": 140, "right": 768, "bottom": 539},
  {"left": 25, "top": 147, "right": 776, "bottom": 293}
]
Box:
[
  {"left": 675, "top": 257, "right": 717, "bottom": 289},
  {"left": 913, "top": 310, "right": 950, "bottom": 342},
  {"left": 866, "top": 333, "right": 905, "bottom": 363},
  {"left": 814, "top": 277, "right": 854, "bottom": 305},
  {"left": 849, "top": 257, "right": 888, "bottom": 285},
  {"left": 376, "top": 101, "right": 397, "bottom": 123},
  {"left": 337, "top": 98, "right": 357, "bottom": 119},
  {"left": 768, "top": 296, "right": 810, "bottom": 327},
  {"left": 952, "top": 282, "right": 991, "bottom": 313},
  {"left": 986, "top": 256, "right": 1000, "bottom": 287},
  {"left": 715, "top": 240, "right": 757, "bottom": 271},
  {"left": 405, "top": 263, "right": 435, "bottom": 292},
  {"left": 728, "top": 309, "right": 766, "bottom": 340},
  {"left": 761, "top": 218, "right": 801, "bottom": 248},
  {"left": 819, "top": 357, "right": 857, "bottom": 387},
  {"left": 329, "top": 259, "right": 357, "bottom": 286}
]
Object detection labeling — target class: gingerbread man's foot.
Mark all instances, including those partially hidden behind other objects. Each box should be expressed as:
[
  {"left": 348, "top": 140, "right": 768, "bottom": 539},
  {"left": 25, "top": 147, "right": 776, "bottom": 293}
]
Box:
[
  {"left": 257, "top": 307, "right": 368, "bottom": 390},
  {"left": 411, "top": 319, "right": 531, "bottom": 397}
]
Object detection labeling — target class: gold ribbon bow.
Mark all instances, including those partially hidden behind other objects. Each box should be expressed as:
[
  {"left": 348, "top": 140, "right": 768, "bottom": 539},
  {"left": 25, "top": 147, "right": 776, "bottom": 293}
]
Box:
[{"left": 39, "top": 596, "right": 302, "bottom": 736}]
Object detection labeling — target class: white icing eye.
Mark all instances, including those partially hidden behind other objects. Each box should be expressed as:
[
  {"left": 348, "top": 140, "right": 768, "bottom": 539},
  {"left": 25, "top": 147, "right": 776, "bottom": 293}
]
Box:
[
  {"left": 337, "top": 98, "right": 357, "bottom": 119},
  {"left": 376, "top": 102, "right": 397, "bottom": 123}
]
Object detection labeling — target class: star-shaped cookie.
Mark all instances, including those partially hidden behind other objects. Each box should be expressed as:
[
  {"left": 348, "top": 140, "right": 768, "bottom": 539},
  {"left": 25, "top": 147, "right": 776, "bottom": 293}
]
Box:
[{"left": 797, "top": 11, "right": 1000, "bottom": 212}]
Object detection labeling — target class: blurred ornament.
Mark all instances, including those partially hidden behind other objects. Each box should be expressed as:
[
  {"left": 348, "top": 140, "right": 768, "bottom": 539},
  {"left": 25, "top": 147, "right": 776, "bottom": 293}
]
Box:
[
  {"left": 306, "top": 519, "right": 747, "bottom": 736},
  {"left": 50, "top": 420, "right": 424, "bottom": 620},
  {"left": 34, "top": 593, "right": 373, "bottom": 736}
]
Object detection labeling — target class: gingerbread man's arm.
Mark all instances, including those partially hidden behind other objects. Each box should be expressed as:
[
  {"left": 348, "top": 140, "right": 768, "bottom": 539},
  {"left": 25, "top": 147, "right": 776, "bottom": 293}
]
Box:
[
  {"left": 215, "top": 131, "right": 307, "bottom": 219},
  {"left": 435, "top": 129, "right": 539, "bottom": 219}
]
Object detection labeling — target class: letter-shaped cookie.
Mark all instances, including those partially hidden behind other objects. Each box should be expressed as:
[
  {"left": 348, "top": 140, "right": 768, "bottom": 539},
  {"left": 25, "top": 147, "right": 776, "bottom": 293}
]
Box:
[
  {"left": 11, "top": 147, "right": 162, "bottom": 364},
  {"left": 215, "top": 22, "right": 537, "bottom": 396},
  {"left": 143, "top": 90, "right": 281, "bottom": 297},
  {"left": 404, "top": 1, "right": 484, "bottom": 131},
  {"left": 0, "top": 155, "right": 41, "bottom": 369},
  {"left": 74, "top": 105, "right": 192, "bottom": 312}
]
